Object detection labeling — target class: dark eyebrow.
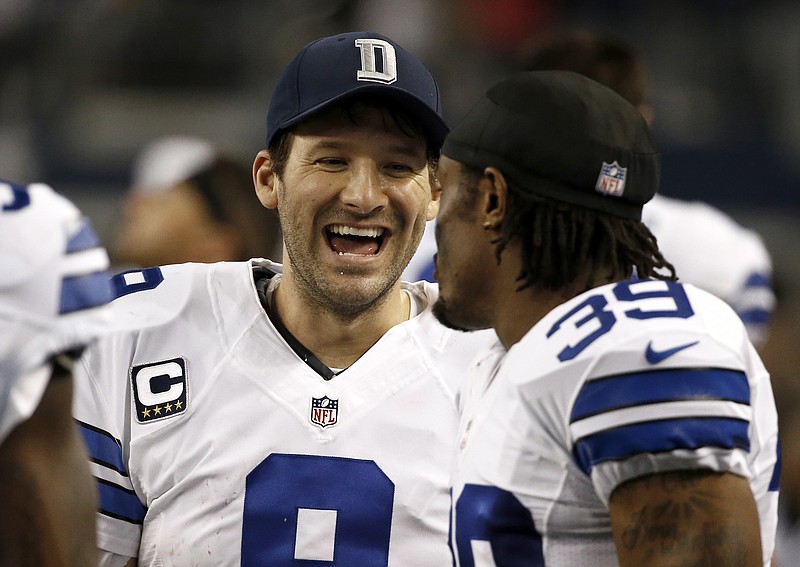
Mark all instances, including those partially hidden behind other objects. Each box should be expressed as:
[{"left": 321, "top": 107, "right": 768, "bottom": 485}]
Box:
[{"left": 384, "top": 143, "right": 427, "bottom": 161}]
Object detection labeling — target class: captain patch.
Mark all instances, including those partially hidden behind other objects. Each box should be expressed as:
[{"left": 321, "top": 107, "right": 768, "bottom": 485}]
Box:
[{"left": 132, "top": 357, "right": 188, "bottom": 423}]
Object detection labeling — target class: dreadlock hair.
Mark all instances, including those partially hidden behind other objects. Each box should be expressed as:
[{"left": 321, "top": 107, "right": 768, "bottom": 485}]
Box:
[{"left": 463, "top": 165, "right": 676, "bottom": 293}]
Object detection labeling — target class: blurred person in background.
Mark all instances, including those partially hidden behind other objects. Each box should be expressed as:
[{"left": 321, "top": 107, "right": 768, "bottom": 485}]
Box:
[
  {"left": 758, "top": 274, "right": 800, "bottom": 565},
  {"left": 112, "top": 136, "right": 282, "bottom": 270},
  {"left": 0, "top": 179, "right": 112, "bottom": 565}
]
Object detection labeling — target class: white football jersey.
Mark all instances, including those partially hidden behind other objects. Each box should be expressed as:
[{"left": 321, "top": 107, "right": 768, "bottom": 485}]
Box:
[
  {"left": 0, "top": 180, "right": 111, "bottom": 443},
  {"left": 73, "top": 259, "right": 495, "bottom": 566},
  {"left": 452, "top": 278, "right": 780, "bottom": 567},
  {"left": 643, "top": 194, "right": 774, "bottom": 347}
]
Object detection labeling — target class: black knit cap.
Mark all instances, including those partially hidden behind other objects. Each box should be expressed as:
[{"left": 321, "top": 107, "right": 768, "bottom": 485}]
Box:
[{"left": 442, "top": 70, "right": 660, "bottom": 220}]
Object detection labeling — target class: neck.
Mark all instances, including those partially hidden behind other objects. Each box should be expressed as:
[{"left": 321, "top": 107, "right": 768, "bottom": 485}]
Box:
[
  {"left": 492, "top": 287, "right": 566, "bottom": 349},
  {"left": 271, "top": 271, "right": 410, "bottom": 369},
  {"left": 491, "top": 254, "right": 620, "bottom": 349}
]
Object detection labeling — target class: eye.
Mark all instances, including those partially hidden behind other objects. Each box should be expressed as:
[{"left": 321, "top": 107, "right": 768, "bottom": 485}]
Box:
[
  {"left": 317, "top": 157, "right": 347, "bottom": 170},
  {"left": 388, "top": 163, "right": 412, "bottom": 172}
]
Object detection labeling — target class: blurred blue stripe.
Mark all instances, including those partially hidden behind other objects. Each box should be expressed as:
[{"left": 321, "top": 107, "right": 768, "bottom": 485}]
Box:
[
  {"left": 65, "top": 219, "right": 102, "bottom": 253},
  {"left": 59, "top": 271, "right": 112, "bottom": 314}
]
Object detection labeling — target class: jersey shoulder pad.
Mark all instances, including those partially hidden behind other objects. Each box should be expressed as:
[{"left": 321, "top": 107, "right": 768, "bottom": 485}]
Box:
[{"left": 107, "top": 261, "right": 250, "bottom": 331}]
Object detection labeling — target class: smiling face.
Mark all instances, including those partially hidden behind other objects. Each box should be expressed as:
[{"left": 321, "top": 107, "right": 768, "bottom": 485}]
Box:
[{"left": 256, "top": 102, "right": 438, "bottom": 316}]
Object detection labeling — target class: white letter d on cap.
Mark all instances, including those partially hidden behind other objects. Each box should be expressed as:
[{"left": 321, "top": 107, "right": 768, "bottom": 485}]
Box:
[{"left": 355, "top": 39, "right": 397, "bottom": 84}]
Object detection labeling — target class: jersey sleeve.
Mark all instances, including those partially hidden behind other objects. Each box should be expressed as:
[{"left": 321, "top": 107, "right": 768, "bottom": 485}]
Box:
[
  {"left": 563, "top": 288, "right": 774, "bottom": 505},
  {"left": 74, "top": 339, "right": 146, "bottom": 559},
  {"left": 570, "top": 359, "right": 754, "bottom": 504}
]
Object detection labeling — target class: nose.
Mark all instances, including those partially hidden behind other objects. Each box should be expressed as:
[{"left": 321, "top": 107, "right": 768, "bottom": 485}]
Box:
[{"left": 339, "top": 163, "right": 388, "bottom": 215}]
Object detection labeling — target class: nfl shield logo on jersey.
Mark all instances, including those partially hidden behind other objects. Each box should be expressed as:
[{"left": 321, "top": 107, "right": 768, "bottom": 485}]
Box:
[
  {"left": 131, "top": 357, "right": 189, "bottom": 423},
  {"left": 310, "top": 396, "right": 339, "bottom": 429},
  {"left": 595, "top": 161, "right": 627, "bottom": 197}
]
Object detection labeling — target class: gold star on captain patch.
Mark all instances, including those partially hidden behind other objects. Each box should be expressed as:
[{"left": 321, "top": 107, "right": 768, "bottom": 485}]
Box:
[
  {"left": 153, "top": 405, "right": 162, "bottom": 415},
  {"left": 142, "top": 408, "right": 151, "bottom": 418},
  {"left": 174, "top": 400, "right": 183, "bottom": 410},
  {"left": 164, "top": 402, "right": 172, "bottom": 413}
]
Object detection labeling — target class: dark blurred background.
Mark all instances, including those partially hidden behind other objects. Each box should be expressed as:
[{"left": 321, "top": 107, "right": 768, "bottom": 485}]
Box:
[{"left": 0, "top": 0, "right": 797, "bottom": 270}]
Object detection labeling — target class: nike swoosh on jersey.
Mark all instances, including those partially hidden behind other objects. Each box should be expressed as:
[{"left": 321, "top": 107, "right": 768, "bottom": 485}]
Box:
[{"left": 645, "top": 340, "right": 700, "bottom": 364}]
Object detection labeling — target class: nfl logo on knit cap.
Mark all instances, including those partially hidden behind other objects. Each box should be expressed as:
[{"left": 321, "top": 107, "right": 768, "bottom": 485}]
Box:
[
  {"left": 265, "top": 31, "right": 449, "bottom": 149},
  {"left": 595, "top": 161, "right": 627, "bottom": 197}
]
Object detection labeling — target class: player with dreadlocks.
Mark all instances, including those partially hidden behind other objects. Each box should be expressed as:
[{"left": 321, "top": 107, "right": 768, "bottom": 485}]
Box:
[
  {"left": 474, "top": 169, "right": 676, "bottom": 292},
  {"left": 433, "top": 71, "right": 779, "bottom": 567}
]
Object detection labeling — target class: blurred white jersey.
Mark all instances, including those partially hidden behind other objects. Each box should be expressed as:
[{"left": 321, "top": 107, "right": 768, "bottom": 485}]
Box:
[
  {"left": 0, "top": 180, "right": 111, "bottom": 444},
  {"left": 73, "top": 259, "right": 494, "bottom": 566},
  {"left": 452, "top": 278, "right": 780, "bottom": 567},
  {"left": 643, "top": 194, "right": 774, "bottom": 346}
]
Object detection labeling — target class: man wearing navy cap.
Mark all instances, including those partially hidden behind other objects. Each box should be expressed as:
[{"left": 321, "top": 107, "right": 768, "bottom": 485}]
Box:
[
  {"left": 73, "top": 32, "right": 495, "bottom": 566},
  {"left": 434, "top": 71, "right": 779, "bottom": 566}
]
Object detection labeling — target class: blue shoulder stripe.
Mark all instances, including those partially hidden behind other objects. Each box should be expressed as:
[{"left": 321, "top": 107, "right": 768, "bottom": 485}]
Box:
[
  {"left": 77, "top": 421, "right": 128, "bottom": 476},
  {"left": 573, "top": 416, "right": 750, "bottom": 475},
  {"left": 65, "top": 219, "right": 102, "bottom": 253},
  {"left": 97, "top": 478, "right": 146, "bottom": 524},
  {"left": 60, "top": 271, "right": 112, "bottom": 314},
  {"left": 738, "top": 308, "right": 770, "bottom": 326},
  {"left": 770, "top": 434, "right": 781, "bottom": 492},
  {"left": 571, "top": 368, "right": 750, "bottom": 423},
  {"left": 743, "top": 272, "right": 771, "bottom": 289}
]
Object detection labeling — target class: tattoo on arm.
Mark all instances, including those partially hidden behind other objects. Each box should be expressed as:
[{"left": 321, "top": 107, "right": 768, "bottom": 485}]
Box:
[{"left": 611, "top": 470, "right": 760, "bottom": 567}]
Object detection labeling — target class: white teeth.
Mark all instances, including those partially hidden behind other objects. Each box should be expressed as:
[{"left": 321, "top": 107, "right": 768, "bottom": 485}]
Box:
[{"left": 328, "top": 224, "right": 385, "bottom": 238}]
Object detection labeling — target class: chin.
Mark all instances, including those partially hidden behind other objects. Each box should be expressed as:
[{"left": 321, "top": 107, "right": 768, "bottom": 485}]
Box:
[{"left": 431, "top": 298, "right": 487, "bottom": 333}]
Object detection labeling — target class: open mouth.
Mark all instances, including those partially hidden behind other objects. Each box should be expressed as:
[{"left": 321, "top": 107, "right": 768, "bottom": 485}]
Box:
[{"left": 326, "top": 224, "right": 386, "bottom": 256}]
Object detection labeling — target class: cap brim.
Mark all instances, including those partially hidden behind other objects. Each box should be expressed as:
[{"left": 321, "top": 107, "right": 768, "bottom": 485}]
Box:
[{"left": 273, "top": 84, "right": 449, "bottom": 150}]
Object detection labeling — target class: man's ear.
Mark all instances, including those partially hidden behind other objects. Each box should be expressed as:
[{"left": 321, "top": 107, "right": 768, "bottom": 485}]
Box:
[
  {"left": 480, "top": 166, "right": 508, "bottom": 230},
  {"left": 253, "top": 150, "right": 279, "bottom": 209}
]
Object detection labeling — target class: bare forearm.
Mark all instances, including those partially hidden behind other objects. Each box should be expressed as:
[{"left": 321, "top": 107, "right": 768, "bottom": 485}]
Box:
[
  {"left": 0, "top": 375, "right": 97, "bottom": 566},
  {"left": 0, "top": 459, "right": 53, "bottom": 566}
]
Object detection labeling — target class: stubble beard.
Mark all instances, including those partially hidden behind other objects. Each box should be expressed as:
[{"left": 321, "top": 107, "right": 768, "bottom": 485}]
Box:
[{"left": 278, "top": 209, "right": 423, "bottom": 319}]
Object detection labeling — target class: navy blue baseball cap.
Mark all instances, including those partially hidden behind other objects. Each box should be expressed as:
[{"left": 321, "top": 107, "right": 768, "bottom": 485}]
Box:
[{"left": 266, "top": 31, "right": 448, "bottom": 149}]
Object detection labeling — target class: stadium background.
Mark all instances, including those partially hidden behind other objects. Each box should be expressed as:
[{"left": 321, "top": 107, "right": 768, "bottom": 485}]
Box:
[{"left": 0, "top": 0, "right": 797, "bottom": 287}]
